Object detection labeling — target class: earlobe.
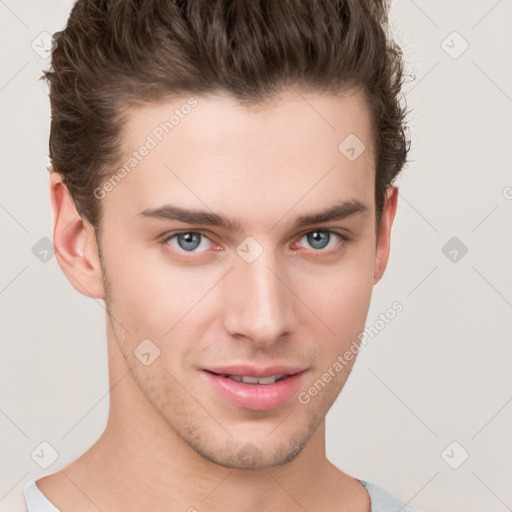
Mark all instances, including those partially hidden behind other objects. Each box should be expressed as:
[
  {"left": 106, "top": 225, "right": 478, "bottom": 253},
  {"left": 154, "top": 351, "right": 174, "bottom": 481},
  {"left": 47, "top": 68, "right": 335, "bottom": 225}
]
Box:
[
  {"left": 373, "top": 185, "right": 398, "bottom": 284},
  {"left": 50, "top": 171, "right": 105, "bottom": 299}
]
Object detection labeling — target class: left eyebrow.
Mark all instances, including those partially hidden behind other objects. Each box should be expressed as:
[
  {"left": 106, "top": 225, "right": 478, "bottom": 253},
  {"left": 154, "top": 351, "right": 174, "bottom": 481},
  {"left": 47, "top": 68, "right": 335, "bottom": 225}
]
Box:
[
  {"left": 135, "top": 199, "right": 369, "bottom": 232},
  {"left": 291, "top": 199, "right": 369, "bottom": 229}
]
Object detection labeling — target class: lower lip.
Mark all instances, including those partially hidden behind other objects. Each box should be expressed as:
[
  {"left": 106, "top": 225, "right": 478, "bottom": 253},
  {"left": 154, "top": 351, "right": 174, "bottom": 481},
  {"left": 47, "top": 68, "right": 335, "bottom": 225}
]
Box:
[{"left": 202, "top": 370, "right": 306, "bottom": 411}]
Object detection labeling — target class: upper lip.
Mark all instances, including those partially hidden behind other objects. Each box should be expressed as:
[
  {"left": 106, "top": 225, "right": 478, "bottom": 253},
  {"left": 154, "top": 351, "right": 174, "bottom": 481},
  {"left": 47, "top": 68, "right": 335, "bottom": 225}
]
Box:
[{"left": 203, "top": 364, "right": 306, "bottom": 378}]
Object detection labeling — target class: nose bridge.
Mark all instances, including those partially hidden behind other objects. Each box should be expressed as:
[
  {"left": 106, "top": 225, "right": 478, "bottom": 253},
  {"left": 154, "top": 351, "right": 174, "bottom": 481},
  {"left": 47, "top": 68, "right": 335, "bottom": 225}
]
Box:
[{"left": 224, "top": 246, "right": 294, "bottom": 345}]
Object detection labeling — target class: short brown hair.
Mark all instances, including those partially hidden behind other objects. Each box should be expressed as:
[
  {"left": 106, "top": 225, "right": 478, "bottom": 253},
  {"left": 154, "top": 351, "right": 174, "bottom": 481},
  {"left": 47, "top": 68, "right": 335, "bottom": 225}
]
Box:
[{"left": 44, "top": 0, "right": 410, "bottom": 232}]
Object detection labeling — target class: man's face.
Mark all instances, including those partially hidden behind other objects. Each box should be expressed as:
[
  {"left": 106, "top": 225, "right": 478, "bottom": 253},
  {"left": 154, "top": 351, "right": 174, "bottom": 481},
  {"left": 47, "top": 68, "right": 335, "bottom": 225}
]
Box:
[{"left": 96, "top": 88, "right": 384, "bottom": 468}]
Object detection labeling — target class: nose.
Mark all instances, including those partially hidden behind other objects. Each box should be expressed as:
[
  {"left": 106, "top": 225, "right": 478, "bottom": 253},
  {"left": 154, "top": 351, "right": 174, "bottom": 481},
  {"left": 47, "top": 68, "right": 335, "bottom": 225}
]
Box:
[{"left": 223, "top": 249, "right": 296, "bottom": 347}]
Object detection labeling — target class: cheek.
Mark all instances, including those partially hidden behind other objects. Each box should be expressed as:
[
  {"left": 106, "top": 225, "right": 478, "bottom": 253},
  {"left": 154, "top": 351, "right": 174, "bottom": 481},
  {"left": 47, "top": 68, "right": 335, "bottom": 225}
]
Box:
[
  {"left": 294, "top": 247, "right": 375, "bottom": 341},
  {"left": 103, "top": 244, "right": 223, "bottom": 337},
  {"left": 306, "top": 275, "right": 372, "bottom": 333}
]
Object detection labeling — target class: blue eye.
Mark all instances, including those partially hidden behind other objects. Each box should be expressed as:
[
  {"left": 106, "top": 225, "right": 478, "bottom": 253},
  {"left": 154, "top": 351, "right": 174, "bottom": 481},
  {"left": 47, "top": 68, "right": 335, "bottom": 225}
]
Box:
[
  {"left": 164, "top": 231, "right": 213, "bottom": 253},
  {"left": 162, "top": 229, "right": 347, "bottom": 257},
  {"left": 298, "top": 230, "right": 344, "bottom": 251}
]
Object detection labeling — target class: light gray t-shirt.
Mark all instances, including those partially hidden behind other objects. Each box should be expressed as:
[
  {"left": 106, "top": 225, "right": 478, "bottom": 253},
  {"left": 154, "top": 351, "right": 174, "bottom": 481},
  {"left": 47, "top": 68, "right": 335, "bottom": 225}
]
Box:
[{"left": 23, "top": 478, "right": 417, "bottom": 511}]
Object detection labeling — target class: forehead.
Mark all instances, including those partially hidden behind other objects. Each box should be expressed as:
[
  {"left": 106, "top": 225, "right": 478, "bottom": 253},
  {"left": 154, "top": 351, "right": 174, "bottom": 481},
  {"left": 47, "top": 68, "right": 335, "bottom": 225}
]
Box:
[
  {"left": 105, "top": 88, "right": 375, "bottom": 224},
  {"left": 121, "top": 87, "right": 373, "bottom": 157}
]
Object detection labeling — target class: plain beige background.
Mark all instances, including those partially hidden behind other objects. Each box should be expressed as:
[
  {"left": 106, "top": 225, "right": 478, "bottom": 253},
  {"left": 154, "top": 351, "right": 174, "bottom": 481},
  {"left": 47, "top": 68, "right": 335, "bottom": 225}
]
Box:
[{"left": 1, "top": 1, "right": 511, "bottom": 511}]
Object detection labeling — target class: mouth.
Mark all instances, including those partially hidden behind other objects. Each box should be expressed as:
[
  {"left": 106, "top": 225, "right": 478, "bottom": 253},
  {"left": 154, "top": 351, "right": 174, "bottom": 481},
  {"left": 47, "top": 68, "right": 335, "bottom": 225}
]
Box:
[{"left": 201, "top": 366, "right": 307, "bottom": 411}]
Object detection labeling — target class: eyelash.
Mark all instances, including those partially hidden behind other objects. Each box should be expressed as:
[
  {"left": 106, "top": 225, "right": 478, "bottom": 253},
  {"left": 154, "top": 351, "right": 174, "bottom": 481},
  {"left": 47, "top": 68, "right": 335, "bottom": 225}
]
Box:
[{"left": 161, "top": 229, "right": 350, "bottom": 258}]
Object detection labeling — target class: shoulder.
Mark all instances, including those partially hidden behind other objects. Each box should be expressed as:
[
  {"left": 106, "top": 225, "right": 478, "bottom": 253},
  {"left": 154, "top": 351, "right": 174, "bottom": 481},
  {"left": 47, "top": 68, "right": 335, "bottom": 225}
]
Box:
[{"left": 356, "top": 479, "right": 418, "bottom": 512}]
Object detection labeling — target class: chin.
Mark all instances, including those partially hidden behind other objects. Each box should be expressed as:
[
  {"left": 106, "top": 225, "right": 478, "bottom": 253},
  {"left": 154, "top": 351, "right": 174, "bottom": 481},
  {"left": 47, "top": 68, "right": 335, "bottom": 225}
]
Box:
[{"left": 181, "top": 422, "right": 317, "bottom": 470}]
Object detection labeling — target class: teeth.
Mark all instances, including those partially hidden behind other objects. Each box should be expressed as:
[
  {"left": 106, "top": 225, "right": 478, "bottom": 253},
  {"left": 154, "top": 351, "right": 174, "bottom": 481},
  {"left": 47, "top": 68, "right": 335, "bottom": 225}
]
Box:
[
  {"left": 254, "top": 375, "right": 285, "bottom": 385},
  {"left": 241, "top": 376, "right": 260, "bottom": 384},
  {"left": 221, "top": 374, "right": 288, "bottom": 385}
]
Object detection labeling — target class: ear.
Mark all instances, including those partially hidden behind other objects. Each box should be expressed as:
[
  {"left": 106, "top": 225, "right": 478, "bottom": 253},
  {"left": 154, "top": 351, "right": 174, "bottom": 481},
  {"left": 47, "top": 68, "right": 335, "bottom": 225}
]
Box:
[
  {"left": 50, "top": 171, "right": 105, "bottom": 298},
  {"left": 373, "top": 185, "right": 398, "bottom": 284}
]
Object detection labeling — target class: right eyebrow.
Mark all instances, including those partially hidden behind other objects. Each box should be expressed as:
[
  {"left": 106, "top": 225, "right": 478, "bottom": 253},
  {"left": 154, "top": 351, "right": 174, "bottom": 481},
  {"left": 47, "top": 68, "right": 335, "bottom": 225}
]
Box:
[{"left": 135, "top": 205, "right": 242, "bottom": 232}]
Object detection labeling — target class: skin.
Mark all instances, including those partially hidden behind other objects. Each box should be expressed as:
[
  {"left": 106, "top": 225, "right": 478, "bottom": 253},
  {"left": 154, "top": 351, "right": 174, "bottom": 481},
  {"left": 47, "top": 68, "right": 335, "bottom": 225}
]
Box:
[{"left": 37, "top": 87, "right": 398, "bottom": 512}]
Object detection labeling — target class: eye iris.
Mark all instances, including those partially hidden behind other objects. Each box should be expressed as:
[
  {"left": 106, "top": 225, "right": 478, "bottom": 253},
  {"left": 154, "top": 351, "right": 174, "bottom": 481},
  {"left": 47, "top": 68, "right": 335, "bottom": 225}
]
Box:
[
  {"left": 307, "top": 231, "right": 330, "bottom": 250},
  {"left": 178, "top": 232, "right": 201, "bottom": 251}
]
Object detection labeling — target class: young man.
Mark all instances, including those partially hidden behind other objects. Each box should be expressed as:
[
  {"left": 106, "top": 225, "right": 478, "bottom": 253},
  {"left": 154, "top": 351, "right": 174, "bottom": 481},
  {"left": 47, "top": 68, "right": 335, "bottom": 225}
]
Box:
[{"left": 23, "top": 0, "right": 415, "bottom": 510}]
